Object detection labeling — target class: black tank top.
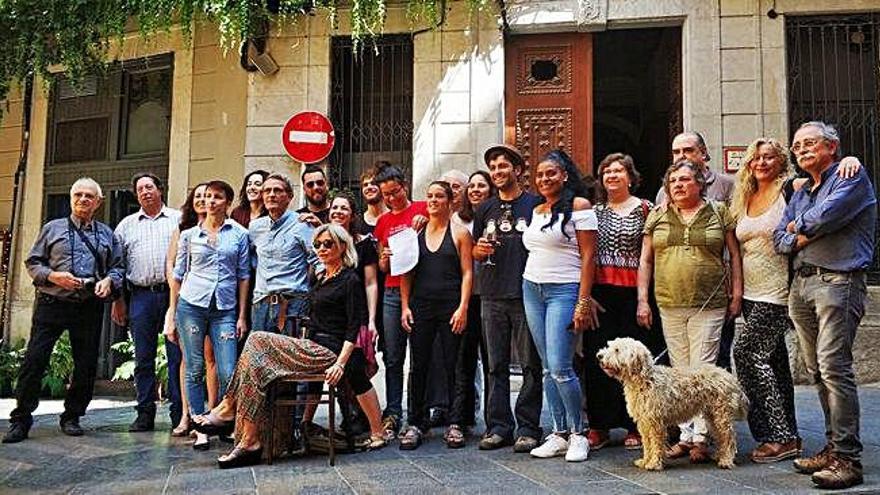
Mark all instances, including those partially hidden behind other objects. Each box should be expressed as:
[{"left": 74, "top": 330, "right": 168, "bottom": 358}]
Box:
[{"left": 413, "top": 223, "right": 462, "bottom": 301}]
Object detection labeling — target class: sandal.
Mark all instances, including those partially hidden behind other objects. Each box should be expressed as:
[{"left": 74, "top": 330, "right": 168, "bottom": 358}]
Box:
[
  {"left": 172, "top": 419, "right": 192, "bottom": 437},
  {"left": 192, "top": 412, "right": 234, "bottom": 437},
  {"left": 689, "top": 441, "right": 711, "bottom": 464},
  {"left": 398, "top": 426, "right": 422, "bottom": 451},
  {"left": 366, "top": 434, "right": 387, "bottom": 450},
  {"left": 587, "top": 429, "right": 610, "bottom": 450},
  {"left": 193, "top": 432, "right": 210, "bottom": 451},
  {"left": 666, "top": 441, "right": 691, "bottom": 459},
  {"left": 624, "top": 432, "right": 642, "bottom": 450},
  {"left": 444, "top": 424, "right": 466, "bottom": 449}
]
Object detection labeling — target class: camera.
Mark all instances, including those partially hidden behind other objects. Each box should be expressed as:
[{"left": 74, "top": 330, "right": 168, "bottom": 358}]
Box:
[{"left": 80, "top": 277, "right": 96, "bottom": 291}]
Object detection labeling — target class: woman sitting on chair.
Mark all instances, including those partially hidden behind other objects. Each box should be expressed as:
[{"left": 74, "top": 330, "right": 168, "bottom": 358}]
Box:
[{"left": 192, "top": 223, "right": 387, "bottom": 469}]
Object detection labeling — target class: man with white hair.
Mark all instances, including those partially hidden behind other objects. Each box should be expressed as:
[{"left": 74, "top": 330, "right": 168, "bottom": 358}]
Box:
[
  {"left": 774, "top": 121, "right": 876, "bottom": 489},
  {"left": 3, "top": 178, "right": 123, "bottom": 443}
]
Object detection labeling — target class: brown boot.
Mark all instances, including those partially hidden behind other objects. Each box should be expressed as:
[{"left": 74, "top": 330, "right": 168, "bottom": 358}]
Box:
[
  {"left": 811, "top": 456, "right": 863, "bottom": 489},
  {"left": 793, "top": 444, "right": 833, "bottom": 474}
]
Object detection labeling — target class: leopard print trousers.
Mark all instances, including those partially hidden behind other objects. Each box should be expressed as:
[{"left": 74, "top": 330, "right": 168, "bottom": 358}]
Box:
[{"left": 733, "top": 299, "right": 799, "bottom": 443}]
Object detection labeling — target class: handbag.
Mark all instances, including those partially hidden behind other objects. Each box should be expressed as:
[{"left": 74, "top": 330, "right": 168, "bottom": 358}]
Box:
[{"left": 355, "top": 324, "right": 378, "bottom": 378}]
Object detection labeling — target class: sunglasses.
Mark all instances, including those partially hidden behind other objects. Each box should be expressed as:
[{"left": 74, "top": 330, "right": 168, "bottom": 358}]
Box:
[
  {"left": 312, "top": 239, "right": 336, "bottom": 250},
  {"left": 305, "top": 179, "right": 326, "bottom": 188}
]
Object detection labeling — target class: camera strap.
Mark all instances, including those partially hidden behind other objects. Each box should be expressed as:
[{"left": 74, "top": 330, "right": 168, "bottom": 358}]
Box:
[{"left": 68, "top": 218, "right": 106, "bottom": 279}]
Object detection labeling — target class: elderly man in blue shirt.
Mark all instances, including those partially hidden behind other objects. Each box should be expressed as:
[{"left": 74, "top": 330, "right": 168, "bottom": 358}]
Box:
[
  {"left": 774, "top": 121, "right": 877, "bottom": 490},
  {"left": 249, "top": 173, "right": 318, "bottom": 335},
  {"left": 3, "top": 178, "right": 123, "bottom": 443}
]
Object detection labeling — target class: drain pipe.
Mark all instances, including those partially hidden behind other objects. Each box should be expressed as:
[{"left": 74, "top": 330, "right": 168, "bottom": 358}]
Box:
[{"left": 1, "top": 75, "right": 33, "bottom": 346}]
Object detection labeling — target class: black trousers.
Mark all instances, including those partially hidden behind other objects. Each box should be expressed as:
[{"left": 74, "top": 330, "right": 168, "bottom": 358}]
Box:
[
  {"left": 10, "top": 295, "right": 105, "bottom": 426},
  {"left": 407, "top": 298, "right": 461, "bottom": 431},
  {"left": 450, "top": 295, "right": 488, "bottom": 427}
]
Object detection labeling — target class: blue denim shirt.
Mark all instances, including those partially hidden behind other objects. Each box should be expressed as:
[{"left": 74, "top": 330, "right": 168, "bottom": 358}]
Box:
[
  {"left": 774, "top": 162, "right": 877, "bottom": 272},
  {"left": 173, "top": 219, "right": 250, "bottom": 310},
  {"left": 248, "top": 210, "right": 318, "bottom": 303}
]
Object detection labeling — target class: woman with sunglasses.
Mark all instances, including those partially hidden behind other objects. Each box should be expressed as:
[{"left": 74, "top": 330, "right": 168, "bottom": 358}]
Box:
[
  {"left": 192, "top": 224, "right": 387, "bottom": 468},
  {"left": 399, "top": 181, "right": 474, "bottom": 450}
]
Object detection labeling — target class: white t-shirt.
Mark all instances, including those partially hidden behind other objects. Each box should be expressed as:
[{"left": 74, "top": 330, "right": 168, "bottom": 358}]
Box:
[
  {"left": 522, "top": 208, "right": 598, "bottom": 284},
  {"left": 735, "top": 194, "right": 789, "bottom": 306}
]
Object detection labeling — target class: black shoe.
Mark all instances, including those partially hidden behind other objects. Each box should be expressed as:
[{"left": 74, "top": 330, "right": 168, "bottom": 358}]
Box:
[
  {"left": 60, "top": 418, "right": 84, "bottom": 437},
  {"left": 128, "top": 411, "right": 155, "bottom": 432},
  {"left": 218, "top": 446, "right": 263, "bottom": 469},
  {"left": 2, "top": 423, "right": 30, "bottom": 443}
]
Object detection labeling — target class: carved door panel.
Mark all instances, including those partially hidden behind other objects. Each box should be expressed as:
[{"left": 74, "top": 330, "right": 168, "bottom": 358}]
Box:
[{"left": 504, "top": 33, "right": 593, "bottom": 180}]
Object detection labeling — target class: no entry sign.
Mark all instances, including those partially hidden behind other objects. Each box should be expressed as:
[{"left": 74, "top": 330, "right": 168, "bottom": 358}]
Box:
[{"left": 282, "top": 111, "right": 335, "bottom": 164}]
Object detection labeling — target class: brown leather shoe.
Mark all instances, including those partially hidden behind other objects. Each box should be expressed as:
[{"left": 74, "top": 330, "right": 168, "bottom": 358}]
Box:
[
  {"left": 689, "top": 441, "right": 711, "bottom": 464},
  {"left": 665, "top": 442, "right": 691, "bottom": 459},
  {"left": 811, "top": 456, "right": 863, "bottom": 489},
  {"left": 793, "top": 444, "right": 833, "bottom": 474},
  {"left": 751, "top": 440, "right": 800, "bottom": 463}
]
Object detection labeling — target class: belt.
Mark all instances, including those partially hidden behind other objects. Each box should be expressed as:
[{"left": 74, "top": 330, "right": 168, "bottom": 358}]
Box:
[
  {"left": 796, "top": 264, "right": 855, "bottom": 278},
  {"left": 130, "top": 283, "right": 169, "bottom": 292},
  {"left": 263, "top": 292, "right": 307, "bottom": 305}
]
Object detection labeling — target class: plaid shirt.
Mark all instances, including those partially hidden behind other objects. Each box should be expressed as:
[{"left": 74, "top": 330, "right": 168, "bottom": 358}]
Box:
[{"left": 114, "top": 206, "right": 181, "bottom": 287}]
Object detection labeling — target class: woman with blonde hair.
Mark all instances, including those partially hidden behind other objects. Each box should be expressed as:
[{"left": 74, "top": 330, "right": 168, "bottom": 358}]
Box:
[
  {"left": 731, "top": 138, "right": 861, "bottom": 463},
  {"left": 193, "top": 223, "right": 388, "bottom": 468}
]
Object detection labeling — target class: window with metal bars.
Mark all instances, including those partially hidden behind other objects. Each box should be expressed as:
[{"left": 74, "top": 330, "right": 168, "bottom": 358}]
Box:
[
  {"left": 329, "top": 35, "right": 414, "bottom": 195},
  {"left": 786, "top": 14, "right": 880, "bottom": 281}
]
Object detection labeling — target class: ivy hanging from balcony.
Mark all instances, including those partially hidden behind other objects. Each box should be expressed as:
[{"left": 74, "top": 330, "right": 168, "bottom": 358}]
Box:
[{"left": 0, "top": 0, "right": 495, "bottom": 109}]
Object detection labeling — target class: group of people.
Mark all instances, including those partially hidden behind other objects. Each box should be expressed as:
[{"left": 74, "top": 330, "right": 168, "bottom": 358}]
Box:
[{"left": 2, "top": 120, "right": 875, "bottom": 489}]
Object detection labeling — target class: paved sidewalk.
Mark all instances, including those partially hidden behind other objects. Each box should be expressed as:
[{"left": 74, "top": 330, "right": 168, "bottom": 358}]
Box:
[{"left": 2, "top": 386, "right": 880, "bottom": 494}]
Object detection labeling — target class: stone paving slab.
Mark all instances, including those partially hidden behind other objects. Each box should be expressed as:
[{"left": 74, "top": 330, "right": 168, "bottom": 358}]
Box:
[{"left": 3, "top": 387, "right": 880, "bottom": 494}]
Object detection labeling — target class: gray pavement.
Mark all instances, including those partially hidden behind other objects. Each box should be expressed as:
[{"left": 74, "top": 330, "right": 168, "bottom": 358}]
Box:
[{"left": 2, "top": 386, "right": 880, "bottom": 494}]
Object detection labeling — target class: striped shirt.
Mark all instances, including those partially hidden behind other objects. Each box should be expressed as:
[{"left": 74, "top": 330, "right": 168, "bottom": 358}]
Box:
[{"left": 114, "top": 206, "right": 181, "bottom": 287}]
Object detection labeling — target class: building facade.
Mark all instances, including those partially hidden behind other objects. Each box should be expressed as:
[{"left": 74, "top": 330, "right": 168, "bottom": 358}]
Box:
[{"left": 1, "top": 0, "right": 879, "bottom": 378}]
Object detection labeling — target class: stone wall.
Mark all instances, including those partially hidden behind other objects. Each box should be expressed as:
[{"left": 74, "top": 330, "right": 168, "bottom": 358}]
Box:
[
  {"left": 0, "top": 87, "right": 24, "bottom": 230},
  {"left": 242, "top": 0, "right": 504, "bottom": 200}
]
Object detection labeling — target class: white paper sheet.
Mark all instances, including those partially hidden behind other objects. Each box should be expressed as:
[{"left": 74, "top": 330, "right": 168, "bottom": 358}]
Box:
[{"left": 388, "top": 227, "right": 419, "bottom": 276}]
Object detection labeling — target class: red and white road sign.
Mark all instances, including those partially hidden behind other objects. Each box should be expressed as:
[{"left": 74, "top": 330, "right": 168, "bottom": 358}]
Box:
[{"left": 282, "top": 111, "right": 336, "bottom": 164}]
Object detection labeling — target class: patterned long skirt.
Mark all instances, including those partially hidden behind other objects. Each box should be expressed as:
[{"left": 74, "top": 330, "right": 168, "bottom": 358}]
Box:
[{"left": 226, "top": 332, "right": 336, "bottom": 433}]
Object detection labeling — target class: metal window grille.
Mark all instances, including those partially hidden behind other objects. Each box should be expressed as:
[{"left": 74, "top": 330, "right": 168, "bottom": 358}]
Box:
[
  {"left": 786, "top": 13, "right": 880, "bottom": 282},
  {"left": 329, "top": 35, "right": 414, "bottom": 194}
]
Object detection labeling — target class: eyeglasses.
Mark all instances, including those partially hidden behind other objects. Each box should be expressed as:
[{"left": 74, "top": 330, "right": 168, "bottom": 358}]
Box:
[
  {"left": 790, "top": 138, "right": 824, "bottom": 154},
  {"left": 305, "top": 179, "right": 326, "bottom": 189},
  {"left": 312, "top": 239, "right": 336, "bottom": 250},
  {"left": 382, "top": 186, "right": 404, "bottom": 199}
]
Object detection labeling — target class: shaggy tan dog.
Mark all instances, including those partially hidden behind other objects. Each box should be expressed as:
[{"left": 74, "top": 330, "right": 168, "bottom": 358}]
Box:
[{"left": 597, "top": 337, "right": 748, "bottom": 471}]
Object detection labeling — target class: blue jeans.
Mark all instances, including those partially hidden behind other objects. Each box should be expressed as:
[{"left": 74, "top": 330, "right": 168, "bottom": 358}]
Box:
[
  {"left": 522, "top": 280, "right": 584, "bottom": 433},
  {"left": 789, "top": 270, "right": 866, "bottom": 460},
  {"left": 130, "top": 288, "right": 182, "bottom": 422},
  {"left": 176, "top": 298, "right": 238, "bottom": 416},
  {"left": 251, "top": 294, "right": 309, "bottom": 335},
  {"left": 382, "top": 287, "right": 408, "bottom": 419}
]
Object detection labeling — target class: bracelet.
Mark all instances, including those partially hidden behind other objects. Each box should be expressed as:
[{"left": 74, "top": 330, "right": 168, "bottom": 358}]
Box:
[{"left": 332, "top": 362, "right": 345, "bottom": 370}]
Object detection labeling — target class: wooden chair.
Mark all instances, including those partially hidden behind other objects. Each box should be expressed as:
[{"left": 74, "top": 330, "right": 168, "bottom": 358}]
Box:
[{"left": 265, "top": 373, "right": 337, "bottom": 466}]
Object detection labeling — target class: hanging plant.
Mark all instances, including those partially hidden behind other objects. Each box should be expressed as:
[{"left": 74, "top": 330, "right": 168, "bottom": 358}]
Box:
[{"left": 0, "top": 0, "right": 494, "bottom": 114}]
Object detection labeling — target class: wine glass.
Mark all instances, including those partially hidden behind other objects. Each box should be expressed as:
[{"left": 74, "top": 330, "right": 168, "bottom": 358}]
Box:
[{"left": 484, "top": 219, "right": 498, "bottom": 267}]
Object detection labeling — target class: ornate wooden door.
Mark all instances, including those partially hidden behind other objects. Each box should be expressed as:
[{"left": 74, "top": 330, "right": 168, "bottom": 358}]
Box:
[{"left": 504, "top": 33, "right": 593, "bottom": 179}]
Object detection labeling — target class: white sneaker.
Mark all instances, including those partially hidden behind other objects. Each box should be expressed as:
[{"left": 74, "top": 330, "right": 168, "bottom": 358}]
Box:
[
  {"left": 530, "top": 433, "right": 569, "bottom": 458},
  {"left": 565, "top": 433, "right": 590, "bottom": 462}
]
